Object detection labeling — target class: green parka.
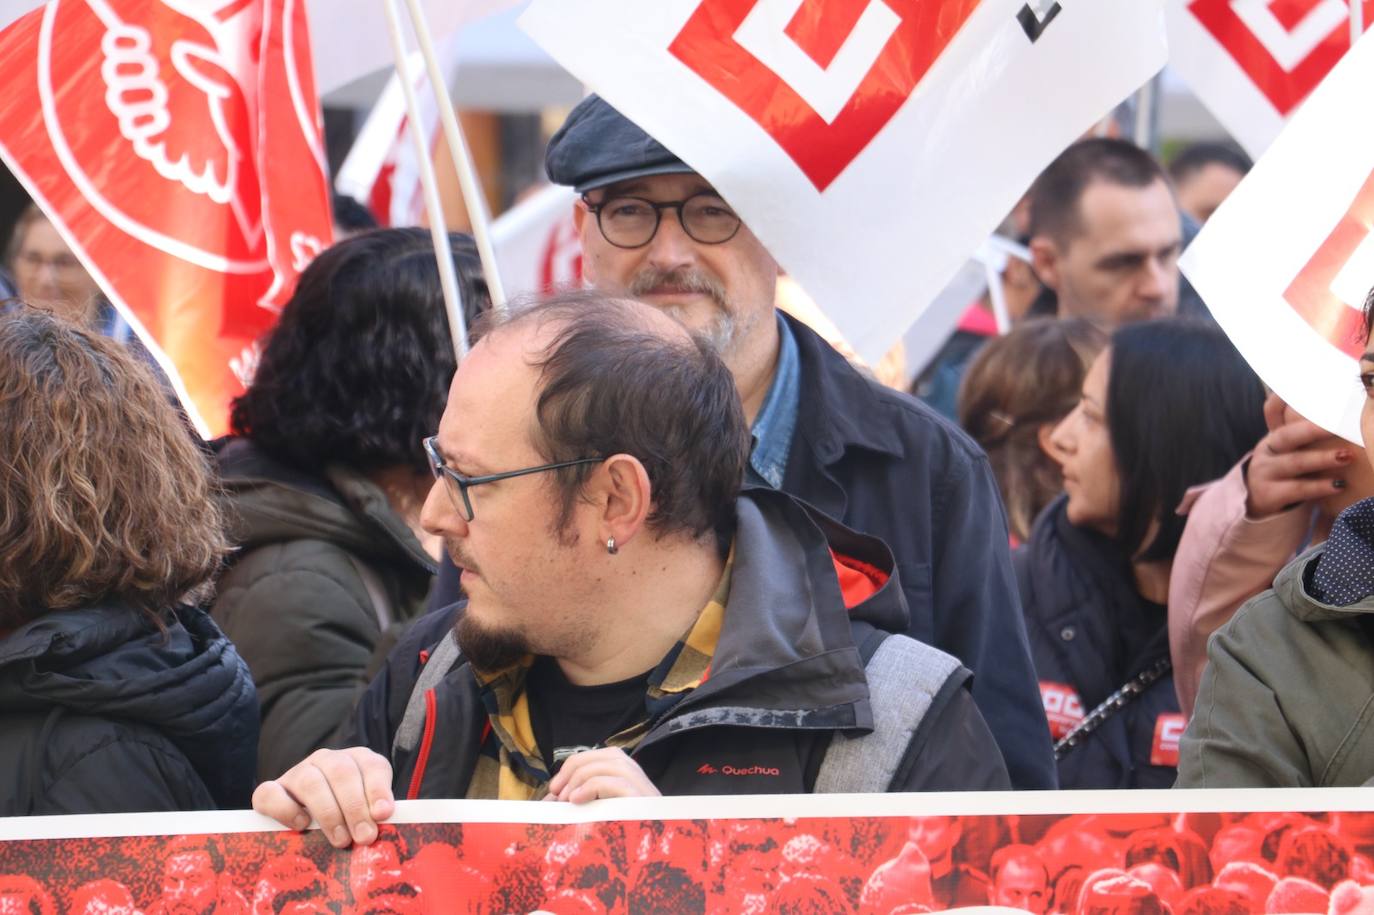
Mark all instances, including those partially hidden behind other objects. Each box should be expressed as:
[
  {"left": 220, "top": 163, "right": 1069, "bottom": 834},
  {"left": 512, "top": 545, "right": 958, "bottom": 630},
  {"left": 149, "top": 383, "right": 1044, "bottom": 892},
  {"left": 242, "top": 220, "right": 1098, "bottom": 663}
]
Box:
[
  {"left": 211, "top": 438, "right": 436, "bottom": 781},
  {"left": 1177, "top": 545, "right": 1374, "bottom": 788}
]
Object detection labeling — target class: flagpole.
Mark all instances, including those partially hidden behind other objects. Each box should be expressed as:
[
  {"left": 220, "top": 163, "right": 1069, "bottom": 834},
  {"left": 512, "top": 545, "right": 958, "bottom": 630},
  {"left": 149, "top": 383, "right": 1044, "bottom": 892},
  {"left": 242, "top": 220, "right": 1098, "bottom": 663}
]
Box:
[
  {"left": 382, "top": 0, "right": 469, "bottom": 358},
  {"left": 1354, "top": 1, "right": 1364, "bottom": 47},
  {"left": 398, "top": 0, "right": 509, "bottom": 313}
]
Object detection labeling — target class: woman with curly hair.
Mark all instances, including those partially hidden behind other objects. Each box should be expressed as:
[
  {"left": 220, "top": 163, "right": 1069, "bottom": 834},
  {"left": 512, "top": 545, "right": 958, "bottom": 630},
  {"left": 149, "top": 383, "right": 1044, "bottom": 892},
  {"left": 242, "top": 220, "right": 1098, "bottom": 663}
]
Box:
[
  {"left": 0, "top": 311, "right": 257, "bottom": 815},
  {"left": 212, "top": 228, "right": 488, "bottom": 780}
]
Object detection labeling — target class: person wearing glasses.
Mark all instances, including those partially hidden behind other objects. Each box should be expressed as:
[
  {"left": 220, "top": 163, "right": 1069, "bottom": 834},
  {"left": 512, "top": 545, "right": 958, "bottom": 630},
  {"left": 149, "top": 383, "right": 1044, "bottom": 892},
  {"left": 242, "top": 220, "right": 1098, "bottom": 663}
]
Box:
[
  {"left": 252, "top": 291, "right": 1010, "bottom": 841},
  {"left": 211, "top": 228, "right": 488, "bottom": 782},
  {"left": 421, "top": 94, "right": 1055, "bottom": 791}
]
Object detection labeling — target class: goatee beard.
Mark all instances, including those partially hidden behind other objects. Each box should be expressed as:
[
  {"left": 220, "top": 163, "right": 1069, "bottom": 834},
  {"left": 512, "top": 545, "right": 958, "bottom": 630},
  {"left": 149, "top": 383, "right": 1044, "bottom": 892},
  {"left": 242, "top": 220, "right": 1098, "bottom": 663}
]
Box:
[{"left": 455, "top": 610, "right": 531, "bottom": 672}]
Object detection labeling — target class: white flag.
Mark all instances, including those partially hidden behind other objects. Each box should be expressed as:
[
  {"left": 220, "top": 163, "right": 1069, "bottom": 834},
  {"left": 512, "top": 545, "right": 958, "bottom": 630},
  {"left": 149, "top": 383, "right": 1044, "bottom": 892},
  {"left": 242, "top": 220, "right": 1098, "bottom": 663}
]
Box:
[
  {"left": 519, "top": 0, "right": 1166, "bottom": 366},
  {"left": 335, "top": 40, "right": 462, "bottom": 228},
  {"left": 1181, "top": 30, "right": 1374, "bottom": 446},
  {"left": 1167, "top": 0, "right": 1372, "bottom": 158},
  {"left": 490, "top": 183, "right": 582, "bottom": 298}
]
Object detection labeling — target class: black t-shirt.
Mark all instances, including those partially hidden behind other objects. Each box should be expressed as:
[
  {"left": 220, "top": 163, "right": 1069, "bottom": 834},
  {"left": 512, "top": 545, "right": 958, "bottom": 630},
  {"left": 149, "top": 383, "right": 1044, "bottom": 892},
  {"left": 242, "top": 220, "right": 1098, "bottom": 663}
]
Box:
[{"left": 525, "top": 655, "right": 651, "bottom": 774}]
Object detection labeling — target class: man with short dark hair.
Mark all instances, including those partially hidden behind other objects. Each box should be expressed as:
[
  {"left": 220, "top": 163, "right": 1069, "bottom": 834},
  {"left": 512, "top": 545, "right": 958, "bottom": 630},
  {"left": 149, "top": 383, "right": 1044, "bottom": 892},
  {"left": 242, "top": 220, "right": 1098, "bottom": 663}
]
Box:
[
  {"left": 430, "top": 93, "right": 1055, "bottom": 790},
  {"left": 1027, "top": 138, "right": 1183, "bottom": 326},
  {"left": 252, "top": 291, "right": 1010, "bottom": 843},
  {"left": 1168, "top": 142, "right": 1251, "bottom": 224}
]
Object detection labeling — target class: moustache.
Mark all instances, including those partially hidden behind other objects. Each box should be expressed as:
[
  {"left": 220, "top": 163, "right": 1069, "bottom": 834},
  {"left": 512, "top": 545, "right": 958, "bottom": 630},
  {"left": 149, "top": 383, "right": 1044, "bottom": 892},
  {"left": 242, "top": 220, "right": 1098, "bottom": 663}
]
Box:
[
  {"left": 628, "top": 267, "right": 727, "bottom": 307},
  {"left": 446, "top": 539, "right": 480, "bottom": 578}
]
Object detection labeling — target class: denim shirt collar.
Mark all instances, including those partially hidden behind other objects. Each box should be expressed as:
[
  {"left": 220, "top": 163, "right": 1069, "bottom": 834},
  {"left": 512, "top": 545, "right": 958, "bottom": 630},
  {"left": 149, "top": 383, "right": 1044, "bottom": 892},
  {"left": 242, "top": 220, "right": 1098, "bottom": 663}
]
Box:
[{"left": 746, "top": 312, "right": 800, "bottom": 489}]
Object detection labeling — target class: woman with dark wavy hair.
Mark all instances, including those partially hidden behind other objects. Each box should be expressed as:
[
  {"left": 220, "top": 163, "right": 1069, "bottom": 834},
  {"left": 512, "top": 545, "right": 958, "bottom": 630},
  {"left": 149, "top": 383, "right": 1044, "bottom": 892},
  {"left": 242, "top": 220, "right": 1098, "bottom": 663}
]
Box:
[
  {"left": 1014, "top": 320, "right": 1266, "bottom": 789},
  {"left": 212, "top": 228, "right": 488, "bottom": 780},
  {"left": 0, "top": 311, "right": 257, "bottom": 815}
]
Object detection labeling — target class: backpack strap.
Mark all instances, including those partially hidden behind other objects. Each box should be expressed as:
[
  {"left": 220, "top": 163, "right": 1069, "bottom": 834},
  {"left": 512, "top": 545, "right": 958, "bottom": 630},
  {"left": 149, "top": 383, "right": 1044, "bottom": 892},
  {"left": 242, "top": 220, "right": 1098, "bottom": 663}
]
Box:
[
  {"left": 392, "top": 630, "right": 462, "bottom": 756},
  {"left": 813, "top": 630, "right": 962, "bottom": 793}
]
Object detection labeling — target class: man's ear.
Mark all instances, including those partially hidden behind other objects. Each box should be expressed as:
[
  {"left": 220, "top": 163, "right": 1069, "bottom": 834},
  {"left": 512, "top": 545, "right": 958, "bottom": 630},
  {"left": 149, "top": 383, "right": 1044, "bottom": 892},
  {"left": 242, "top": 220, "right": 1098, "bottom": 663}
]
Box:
[
  {"left": 1028, "top": 236, "right": 1061, "bottom": 292},
  {"left": 597, "top": 454, "right": 652, "bottom": 549}
]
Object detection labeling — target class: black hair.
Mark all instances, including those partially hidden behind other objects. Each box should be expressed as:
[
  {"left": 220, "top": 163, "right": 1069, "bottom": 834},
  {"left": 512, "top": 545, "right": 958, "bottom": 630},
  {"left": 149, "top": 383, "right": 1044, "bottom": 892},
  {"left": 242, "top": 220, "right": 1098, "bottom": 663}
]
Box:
[
  {"left": 1107, "top": 320, "right": 1266, "bottom": 561},
  {"left": 1028, "top": 139, "right": 1170, "bottom": 243},
  {"left": 231, "top": 228, "right": 488, "bottom": 474},
  {"left": 1168, "top": 142, "right": 1252, "bottom": 184},
  {"left": 331, "top": 194, "right": 379, "bottom": 233}
]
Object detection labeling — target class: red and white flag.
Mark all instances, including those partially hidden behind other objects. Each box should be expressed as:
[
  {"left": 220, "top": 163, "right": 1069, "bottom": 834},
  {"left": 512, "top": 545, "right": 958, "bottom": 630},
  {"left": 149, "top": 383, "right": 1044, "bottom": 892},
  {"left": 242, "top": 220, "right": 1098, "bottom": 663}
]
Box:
[
  {"left": 0, "top": 0, "right": 334, "bottom": 437},
  {"left": 519, "top": 0, "right": 1167, "bottom": 366},
  {"left": 489, "top": 184, "right": 582, "bottom": 297},
  {"left": 1168, "top": 0, "right": 1373, "bottom": 157},
  {"left": 1181, "top": 30, "right": 1374, "bottom": 445}
]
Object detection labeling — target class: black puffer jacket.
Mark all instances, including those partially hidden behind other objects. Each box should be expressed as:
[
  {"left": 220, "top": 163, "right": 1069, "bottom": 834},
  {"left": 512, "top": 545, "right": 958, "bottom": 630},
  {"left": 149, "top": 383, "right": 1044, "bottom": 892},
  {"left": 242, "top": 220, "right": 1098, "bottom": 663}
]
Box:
[
  {"left": 350, "top": 488, "right": 1011, "bottom": 798},
  {"left": 0, "top": 603, "right": 259, "bottom": 815},
  {"left": 1014, "top": 496, "right": 1180, "bottom": 789}
]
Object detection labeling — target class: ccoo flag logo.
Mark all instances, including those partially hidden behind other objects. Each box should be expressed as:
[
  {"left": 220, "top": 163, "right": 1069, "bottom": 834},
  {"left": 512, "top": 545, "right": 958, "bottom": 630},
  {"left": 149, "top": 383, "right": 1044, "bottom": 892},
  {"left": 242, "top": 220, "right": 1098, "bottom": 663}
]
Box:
[
  {"left": 668, "top": 0, "right": 981, "bottom": 191},
  {"left": 1188, "top": 0, "right": 1374, "bottom": 116}
]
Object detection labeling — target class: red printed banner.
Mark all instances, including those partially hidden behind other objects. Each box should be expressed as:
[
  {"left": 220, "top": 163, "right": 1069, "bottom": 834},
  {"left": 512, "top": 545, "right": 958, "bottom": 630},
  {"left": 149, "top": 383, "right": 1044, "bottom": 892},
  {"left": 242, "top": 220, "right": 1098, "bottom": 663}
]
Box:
[
  {"left": 0, "top": 0, "right": 334, "bottom": 437},
  {"left": 8, "top": 792, "right": 1374, "bottom": 913}
]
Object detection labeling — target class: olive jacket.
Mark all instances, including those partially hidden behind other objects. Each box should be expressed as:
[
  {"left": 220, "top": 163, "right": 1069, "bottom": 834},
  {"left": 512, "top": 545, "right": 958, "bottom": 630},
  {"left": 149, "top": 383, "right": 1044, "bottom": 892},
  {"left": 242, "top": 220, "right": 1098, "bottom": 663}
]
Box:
[{"left": 1178, "top": 545, "right": 1374, "bottom": 788}]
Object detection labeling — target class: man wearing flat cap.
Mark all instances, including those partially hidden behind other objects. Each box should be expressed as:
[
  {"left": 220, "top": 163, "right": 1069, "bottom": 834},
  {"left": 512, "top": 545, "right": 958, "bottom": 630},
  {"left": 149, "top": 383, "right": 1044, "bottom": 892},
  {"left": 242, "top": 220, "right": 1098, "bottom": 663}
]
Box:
[
  {"left": 434, "top": 96, "right": 1055, "bottom": 789},
  {"left": 552, "top": 95, "right": 1051, "bottom": 788}
]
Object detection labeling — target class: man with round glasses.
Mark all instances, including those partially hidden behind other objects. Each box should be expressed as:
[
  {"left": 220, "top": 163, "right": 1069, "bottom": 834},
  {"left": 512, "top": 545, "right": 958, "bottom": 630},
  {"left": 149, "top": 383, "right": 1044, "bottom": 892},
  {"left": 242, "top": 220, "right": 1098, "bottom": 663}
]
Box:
[{"left": 429, "top": 95, "right": 1055, "bottom": 789}]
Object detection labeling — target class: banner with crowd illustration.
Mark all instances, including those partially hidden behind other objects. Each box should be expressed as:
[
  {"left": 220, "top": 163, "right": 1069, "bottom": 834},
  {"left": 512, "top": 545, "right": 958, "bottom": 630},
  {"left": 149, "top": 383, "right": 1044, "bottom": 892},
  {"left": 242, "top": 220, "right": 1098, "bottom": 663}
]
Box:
[{"left": 6, "top": 791, "right": 1374, "bottom": 914}]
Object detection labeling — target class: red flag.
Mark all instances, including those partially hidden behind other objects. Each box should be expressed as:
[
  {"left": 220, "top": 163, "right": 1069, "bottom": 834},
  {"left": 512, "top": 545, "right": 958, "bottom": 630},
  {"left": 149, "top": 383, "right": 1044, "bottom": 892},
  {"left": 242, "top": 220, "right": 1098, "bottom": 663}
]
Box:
[{"left": 0, "top": 0, "right": 333, "bottom": 436}]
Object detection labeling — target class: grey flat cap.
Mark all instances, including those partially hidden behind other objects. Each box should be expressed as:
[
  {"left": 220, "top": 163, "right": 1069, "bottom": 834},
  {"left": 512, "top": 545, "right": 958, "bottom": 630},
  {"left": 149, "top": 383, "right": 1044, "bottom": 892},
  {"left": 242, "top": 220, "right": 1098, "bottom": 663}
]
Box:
[{"left": 545, "top": 95, "right": 696, "bottom": 194}]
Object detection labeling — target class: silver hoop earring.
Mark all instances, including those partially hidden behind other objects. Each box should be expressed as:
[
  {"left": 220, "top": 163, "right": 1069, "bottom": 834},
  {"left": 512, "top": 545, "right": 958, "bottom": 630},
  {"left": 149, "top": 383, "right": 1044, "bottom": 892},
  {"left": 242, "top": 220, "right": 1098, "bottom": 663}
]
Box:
[{"left": 606, "top": 537, "right": 618, "bottom": 555}]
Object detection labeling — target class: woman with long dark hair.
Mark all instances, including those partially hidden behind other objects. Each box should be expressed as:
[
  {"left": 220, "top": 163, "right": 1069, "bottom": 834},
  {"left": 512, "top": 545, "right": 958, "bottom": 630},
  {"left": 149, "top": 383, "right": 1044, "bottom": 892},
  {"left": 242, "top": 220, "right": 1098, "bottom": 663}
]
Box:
[
  {"left": 213, "top": 228, "right": 488, "bottom": 780},
  {"left": 0, "top": 311, "right": 257, "bottom": 815},
  {"left": 1015, "top": 320, "right": 1266, "bottom": 788}
]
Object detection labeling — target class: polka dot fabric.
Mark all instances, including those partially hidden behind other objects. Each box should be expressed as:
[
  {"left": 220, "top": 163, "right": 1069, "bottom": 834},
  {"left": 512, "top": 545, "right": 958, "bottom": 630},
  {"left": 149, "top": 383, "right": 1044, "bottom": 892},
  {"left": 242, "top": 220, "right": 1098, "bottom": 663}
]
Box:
[{"left": 1311, "top": 498, "right": 1374, "bottom": 607}]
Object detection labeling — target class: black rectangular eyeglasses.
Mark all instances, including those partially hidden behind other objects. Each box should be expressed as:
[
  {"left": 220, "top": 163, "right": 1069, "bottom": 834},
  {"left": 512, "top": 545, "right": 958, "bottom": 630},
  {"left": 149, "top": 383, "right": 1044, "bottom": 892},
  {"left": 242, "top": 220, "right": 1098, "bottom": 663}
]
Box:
[{"left": 423, "top": 436, "right": 605, "bottom": 522}]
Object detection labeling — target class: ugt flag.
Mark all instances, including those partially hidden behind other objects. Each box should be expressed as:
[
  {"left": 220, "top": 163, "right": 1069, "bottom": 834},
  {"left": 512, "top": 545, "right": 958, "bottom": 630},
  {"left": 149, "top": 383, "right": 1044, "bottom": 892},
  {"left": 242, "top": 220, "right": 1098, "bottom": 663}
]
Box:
[
  {"left": 520, "top": 0, "right": 1167, "bottom": 366},
  {"left": 1181, "top": 28, "right": 1374, "bottom": 446},
  {"left": 1168, "top": 0, "right": 1374, "bottom": 158},
  {"left": 0, "top": 0, "right": 334, "bottom": 437}
]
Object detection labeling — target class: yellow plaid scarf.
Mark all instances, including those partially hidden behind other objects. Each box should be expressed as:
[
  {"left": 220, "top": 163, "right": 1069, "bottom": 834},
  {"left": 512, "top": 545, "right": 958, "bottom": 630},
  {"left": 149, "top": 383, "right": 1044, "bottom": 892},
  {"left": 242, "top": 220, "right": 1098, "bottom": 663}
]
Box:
[{"left": 466, "top": 547, "right": 734, "bottom": 800}]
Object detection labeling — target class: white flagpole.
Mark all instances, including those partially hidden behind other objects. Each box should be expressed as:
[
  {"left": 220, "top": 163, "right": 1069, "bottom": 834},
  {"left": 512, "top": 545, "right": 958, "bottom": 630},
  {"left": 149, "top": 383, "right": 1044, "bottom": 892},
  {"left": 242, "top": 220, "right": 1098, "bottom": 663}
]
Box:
[
  {"left": 1354, "top": 1, "right": 1365, "bottom": 47},
  {"left": 398, "top": 0, "right": 509, "bottom": 313},
  {"left": 383, "top": 0, "right": 469, "bottom": 358}
]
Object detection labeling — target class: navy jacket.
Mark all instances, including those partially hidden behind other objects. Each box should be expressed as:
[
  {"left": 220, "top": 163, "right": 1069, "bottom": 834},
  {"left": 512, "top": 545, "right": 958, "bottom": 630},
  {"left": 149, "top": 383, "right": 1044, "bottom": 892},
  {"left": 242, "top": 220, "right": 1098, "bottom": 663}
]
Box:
[
  {"left": 0, "top": 604, "right": 259, "bottom": 815},
  {"left": 777, "top": 314, "right": 1053, "bottom": 789},
  {"left": 1014, "top": 496, "right": 1180, "bottom": 789},
  {"left": 433, "top": 313, "right": 1054, "bottom": 789},
  {"left": 350, "top": 488, "right": 1010, "bottom": 796}
]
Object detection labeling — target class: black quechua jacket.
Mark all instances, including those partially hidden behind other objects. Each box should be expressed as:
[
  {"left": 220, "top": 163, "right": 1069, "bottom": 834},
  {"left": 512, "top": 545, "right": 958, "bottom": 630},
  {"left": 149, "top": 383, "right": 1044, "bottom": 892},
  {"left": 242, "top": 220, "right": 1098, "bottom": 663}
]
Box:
[
  {"left": 346, "top": 489, "right": 1011, "bottom": 797},
  {"left": 1014, "top": 496, "right": 1180, "bottom": 789},
  {"left": 0, "top": 604, "right": 259, "bottom": 815},
  {"left": 777, "top": 314, "right": 1054, "bottom": 790},
  {"left": 431, "top": 312, "right": 1055, "bottom": 789}
]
